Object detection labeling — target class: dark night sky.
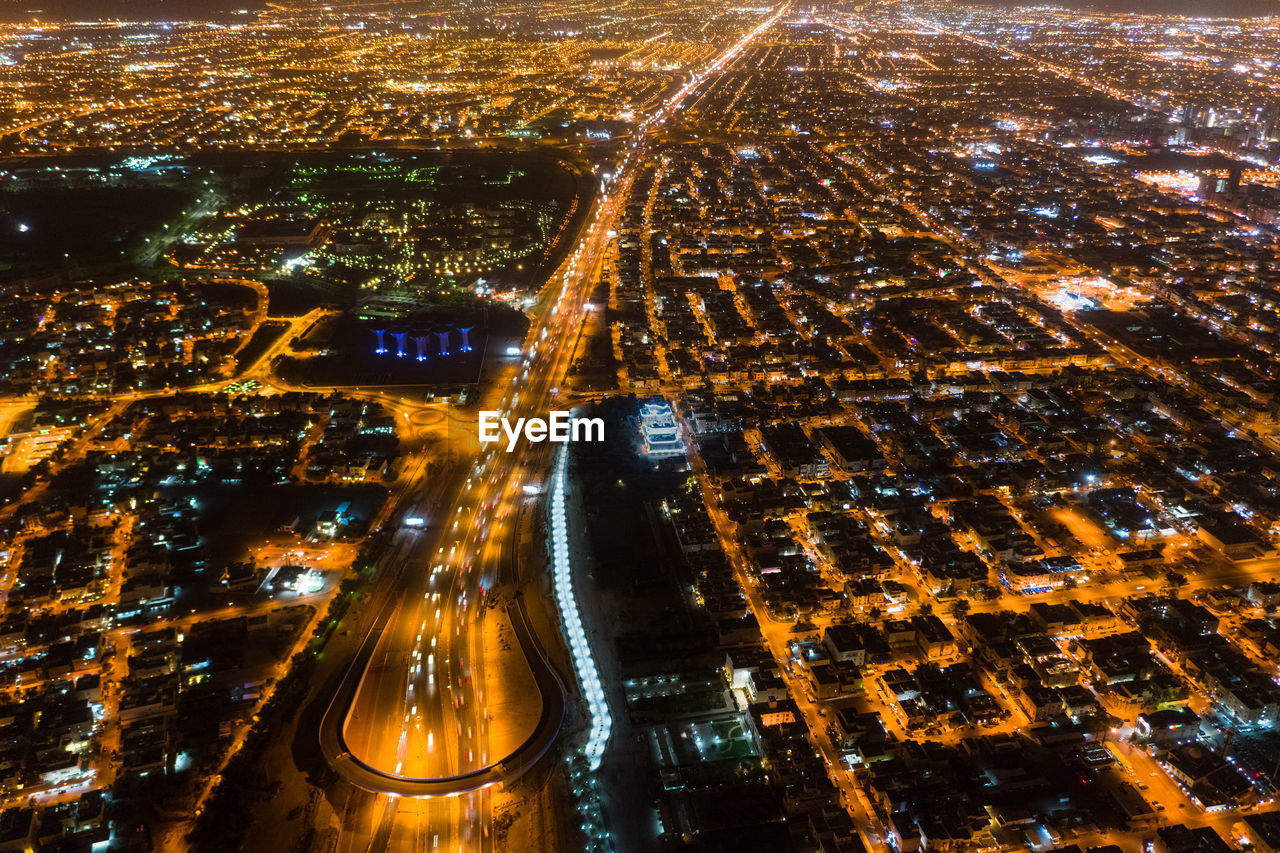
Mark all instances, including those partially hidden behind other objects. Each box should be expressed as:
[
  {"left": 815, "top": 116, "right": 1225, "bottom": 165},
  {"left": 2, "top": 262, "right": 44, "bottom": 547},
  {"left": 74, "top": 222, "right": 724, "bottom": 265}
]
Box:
[
  {"left": 0, "top": 0, "right": 261, "bottom": 21},
  {"left": 963, "top": 0, "right": 1279, "bottom": 15},
  {"left": 1, "top": 0, "right": 1277, "bottom": 25}
]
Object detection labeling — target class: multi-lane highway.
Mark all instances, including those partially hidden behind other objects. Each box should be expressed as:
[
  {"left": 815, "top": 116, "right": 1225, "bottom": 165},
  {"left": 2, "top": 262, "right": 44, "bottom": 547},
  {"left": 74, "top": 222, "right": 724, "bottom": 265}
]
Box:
[{"left": 320, "top": 7, "right": 789, "bottom": 851}]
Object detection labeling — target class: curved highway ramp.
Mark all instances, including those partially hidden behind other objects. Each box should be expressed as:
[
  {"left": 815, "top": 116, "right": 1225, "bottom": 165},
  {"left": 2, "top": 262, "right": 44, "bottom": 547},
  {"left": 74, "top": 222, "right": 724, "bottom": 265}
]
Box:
[{"left": 318, "top": 595, "right": 565, "bottom": 797}]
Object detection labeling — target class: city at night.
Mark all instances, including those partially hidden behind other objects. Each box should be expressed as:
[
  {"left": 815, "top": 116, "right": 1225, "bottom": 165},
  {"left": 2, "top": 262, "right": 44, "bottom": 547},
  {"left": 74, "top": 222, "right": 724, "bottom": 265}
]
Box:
[{"left": 0, "top": 0, "right": 1279, "bottom": 851}]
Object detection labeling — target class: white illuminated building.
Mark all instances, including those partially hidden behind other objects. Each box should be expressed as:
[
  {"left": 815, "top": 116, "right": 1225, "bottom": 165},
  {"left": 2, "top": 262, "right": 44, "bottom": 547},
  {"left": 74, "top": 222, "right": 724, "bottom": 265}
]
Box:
[
  {"left": 639, "top": 398, "right": 684, "bottom": 458},
  {"left": 550, "top": 446, "right": 611, "bottom": 770}
]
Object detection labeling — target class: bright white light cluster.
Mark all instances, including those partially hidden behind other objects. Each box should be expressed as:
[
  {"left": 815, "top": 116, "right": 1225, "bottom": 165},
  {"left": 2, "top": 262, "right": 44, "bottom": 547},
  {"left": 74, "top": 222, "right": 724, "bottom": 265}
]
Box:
[{"left": 550, "top": 446, "right": 611, "bottom": 770}]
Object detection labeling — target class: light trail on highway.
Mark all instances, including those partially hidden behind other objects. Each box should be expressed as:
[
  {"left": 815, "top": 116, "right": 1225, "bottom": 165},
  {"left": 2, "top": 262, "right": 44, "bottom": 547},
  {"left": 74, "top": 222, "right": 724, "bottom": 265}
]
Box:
[{"left": 325, "top": 6, "right": 789, "bottom": 850}]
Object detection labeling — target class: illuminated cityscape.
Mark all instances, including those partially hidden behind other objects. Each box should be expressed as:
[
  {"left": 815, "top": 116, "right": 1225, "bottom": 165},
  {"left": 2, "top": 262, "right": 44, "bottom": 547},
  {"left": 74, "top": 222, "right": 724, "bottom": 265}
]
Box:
[{"left": 1, "top": 0, "right": 1280, "bottom": 851}]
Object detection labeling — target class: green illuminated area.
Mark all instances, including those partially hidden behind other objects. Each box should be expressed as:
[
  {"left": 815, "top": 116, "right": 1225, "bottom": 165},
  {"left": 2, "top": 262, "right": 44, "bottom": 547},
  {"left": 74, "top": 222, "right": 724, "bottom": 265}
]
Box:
[{"left": 165, "top": 152, "right": 581, "bottom": 310}]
